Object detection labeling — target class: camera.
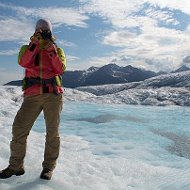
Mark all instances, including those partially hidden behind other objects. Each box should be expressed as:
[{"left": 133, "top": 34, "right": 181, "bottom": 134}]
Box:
[{"left": 40, "top": 30, "right": 52, "bottom": 40}]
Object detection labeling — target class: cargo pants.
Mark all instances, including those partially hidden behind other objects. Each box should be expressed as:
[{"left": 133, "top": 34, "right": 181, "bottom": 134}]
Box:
[{"left": 8, "top": 93, "right": 63, "bottom": 171}]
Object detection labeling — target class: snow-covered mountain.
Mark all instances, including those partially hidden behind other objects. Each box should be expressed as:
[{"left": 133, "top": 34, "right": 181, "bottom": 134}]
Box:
[
  {"left": 5, "top": 64, "right": 190, "bottom": 88},
  {"left": 4, "top": 64, "right": 157, "bottom": 88},
  {"left": 2, "top": 71, "right": 190, "bottom": 106},
  {"left": 62, "top": 64, "right": 157, "bottom": 87},
  {"left": 172, "top": 65, "right": 190, "bottom": 73}
]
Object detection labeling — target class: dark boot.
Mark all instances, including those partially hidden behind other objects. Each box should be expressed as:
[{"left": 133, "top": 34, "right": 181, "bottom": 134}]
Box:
[
  {"left": 0, "top": 167, "right": 25, "bottom": 179},
  {"left": 40, "top": 168, "right": 53, "bottom": 180}
]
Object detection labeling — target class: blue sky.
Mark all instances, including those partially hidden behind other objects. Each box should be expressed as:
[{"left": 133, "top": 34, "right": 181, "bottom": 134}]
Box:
[{"left": 0, "top": 0, "right": 190, "bottom": 84}]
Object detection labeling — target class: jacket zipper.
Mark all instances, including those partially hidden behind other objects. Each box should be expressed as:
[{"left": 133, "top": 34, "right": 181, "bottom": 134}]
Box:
[{"left": 40, "top": 50, "right": 43, "bottom": 94}]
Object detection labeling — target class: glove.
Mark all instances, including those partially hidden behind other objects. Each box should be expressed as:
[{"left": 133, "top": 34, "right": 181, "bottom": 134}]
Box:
[
  {"left": 44, "top": 39, "right": 55, "bottom": 49},
  {"left": 28, "top": 31, "right": 42, "bottom": 52},
  {"left": 30, "top": 31, "right": 42, "bottom": 43},
  {"left": 45, "top": 40, "right": 57, "bottom": 58}
]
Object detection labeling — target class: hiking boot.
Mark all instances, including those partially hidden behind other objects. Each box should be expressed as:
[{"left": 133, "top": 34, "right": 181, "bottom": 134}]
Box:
[
  {"left": 40, "top": 168, "right": 53, "bottom": 180},
  {"left": 0, "top": 167, "right": 25, "bottom": 179}
]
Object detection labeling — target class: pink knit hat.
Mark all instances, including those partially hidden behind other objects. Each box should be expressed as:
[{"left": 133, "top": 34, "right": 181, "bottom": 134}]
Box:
[{"left": 35, "top": 19, "right": 52, "bottom": 32}]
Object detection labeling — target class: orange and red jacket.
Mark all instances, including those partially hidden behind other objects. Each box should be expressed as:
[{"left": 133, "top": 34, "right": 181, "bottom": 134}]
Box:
[{"left": 18, "top": 40, "right": 66, "bottom": 96}]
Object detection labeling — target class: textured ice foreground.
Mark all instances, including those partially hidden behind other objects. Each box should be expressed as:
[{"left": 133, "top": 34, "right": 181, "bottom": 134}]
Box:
[{"left": 0, "top": 86, "right": 190, "bottom": 190}]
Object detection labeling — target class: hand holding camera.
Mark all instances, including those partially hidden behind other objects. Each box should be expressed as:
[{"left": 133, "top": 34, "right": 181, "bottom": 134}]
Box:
[{"left": 30, "top": 29, "right": 56, "bottom": 51}]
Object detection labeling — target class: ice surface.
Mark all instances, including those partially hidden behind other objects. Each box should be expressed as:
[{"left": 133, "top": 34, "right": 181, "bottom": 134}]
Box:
[
  {"left": 76, "top": 71, "right": 190, "bottom": 106},
  {"left": 0, "top": 86, "right": 190, "bottom": 189}
]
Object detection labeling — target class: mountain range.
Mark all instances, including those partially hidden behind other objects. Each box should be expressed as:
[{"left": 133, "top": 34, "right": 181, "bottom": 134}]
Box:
[
  {"left": 74, "top": 70, "right": 190, "bottom": 106},
  {"left": 2, "top": 68, "right": 190, "bottom": 106},
  {"left": 4, "top": 64, "right": 190, "bottom": 88}
]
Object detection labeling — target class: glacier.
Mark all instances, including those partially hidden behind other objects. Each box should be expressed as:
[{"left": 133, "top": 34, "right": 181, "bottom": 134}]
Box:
[
  {"left": 1, "top": 71, "right": 190, "bottom": 107},
  {"left": 0, "top": 71, "right": 190, "bottom": 190},
  {"left": 76, "top": 71, "right": 190, "bottom": 106}
]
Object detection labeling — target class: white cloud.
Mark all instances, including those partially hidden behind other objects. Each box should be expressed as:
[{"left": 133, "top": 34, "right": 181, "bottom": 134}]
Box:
[
  {"left": 1, "top": 1, "right": 190, "bottom": 72},
  {"left": 100, "top": 14, "right": 190, "bottom": 70},
  {"left": 57, "top": 40, "right": 77, "bottom": 47},
  {"left": 103, "top": 31, "right": 137, "bottom": 47},
  {"left": 0, "top": 48, "right": 19, "bottom": 55},
  {"left": 18, "top": 7, "right": 89, "bottom": 28},
  {"left": 67, "top": 55, "right": 80, "bottom": 62},
  {"left": 78, "top": 0, "right": 190, "bottom": 71},
  {"left": 80, "top": 0, "right": 190, "bottom": 21},
  {"left": 147, "top": 0, "right": 190, "bottom": 14},
  {"left": 0, "top": 2, "right": 89, "bottom": 43},
  {"left": 144, "top": 7, "right": 179, "bottom": 25},
  {"left": 80, "top": 0, "right": 189, "bottom": 30},
  {"left": 0, "top": 2, "right": 89, "bottom": 28},
  {"left": 0, "top": 18, "right": 34, "bottom": 42},
  {"left": 80, "top": 0, "right": 143, "bottom": 29},
  {"left": 74, "top": 50, "right": 182, "bottom": 72},
  {"left": 80, "top": 0, "right": 184, "bottom": 28},
  {"left": 73, "top": 23, "right": 190, "bottom": 71}
]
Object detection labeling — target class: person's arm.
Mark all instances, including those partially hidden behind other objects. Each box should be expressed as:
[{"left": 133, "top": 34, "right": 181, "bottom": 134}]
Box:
[
  {"left": 18, "top": 36, "right": 40, "bottom": 68},
  {"left": 46, "top": 43, "right": 66, "bottom": 74}
]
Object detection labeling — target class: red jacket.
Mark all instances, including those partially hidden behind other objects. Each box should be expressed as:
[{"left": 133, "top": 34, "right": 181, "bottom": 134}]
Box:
[{"left": 18, "top": 40, "right": 66, "bottom": 96}]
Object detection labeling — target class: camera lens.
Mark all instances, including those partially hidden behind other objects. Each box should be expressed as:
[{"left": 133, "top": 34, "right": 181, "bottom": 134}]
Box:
[{"left": 41, "top": 30, "right": 52, "bottom": 40}]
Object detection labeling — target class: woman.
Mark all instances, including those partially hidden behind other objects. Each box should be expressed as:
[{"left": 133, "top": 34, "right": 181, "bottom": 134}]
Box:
[{"left": 0, "top": 19, "right": 66, "bottom": 180}]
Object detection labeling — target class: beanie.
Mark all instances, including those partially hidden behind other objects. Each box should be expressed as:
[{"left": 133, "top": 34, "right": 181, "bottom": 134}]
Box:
[{"left": 35, "top": 19, "right": 52, "bottom": 32}]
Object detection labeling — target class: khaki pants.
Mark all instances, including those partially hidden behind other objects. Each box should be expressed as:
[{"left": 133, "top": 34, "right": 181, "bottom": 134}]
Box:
[{"left": 9, "top": 93, "right": 63, "bottom": 171}]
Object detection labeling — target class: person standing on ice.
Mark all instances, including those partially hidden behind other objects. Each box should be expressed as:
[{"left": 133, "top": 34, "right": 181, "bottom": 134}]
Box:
[{"left": 0, "top": 19, "right": 66, "bottom": 180}]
